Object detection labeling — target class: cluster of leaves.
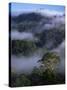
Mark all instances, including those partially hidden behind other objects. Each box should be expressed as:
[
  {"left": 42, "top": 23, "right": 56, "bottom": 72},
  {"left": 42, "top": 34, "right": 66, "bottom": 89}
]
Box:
[
  {"left": 12, "top": 40, "right": 37, "bottom": 56},
  {"left": 10, "top": 52, "right": 65, "bottom": 87},
  {"left": 41, "top": 52, "right": 60, "bottom": 71}
]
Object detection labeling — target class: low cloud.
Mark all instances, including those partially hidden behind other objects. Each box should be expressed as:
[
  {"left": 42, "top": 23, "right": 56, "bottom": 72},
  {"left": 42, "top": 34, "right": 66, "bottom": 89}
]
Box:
[
  {"left": 40, "top": 12, "right": 65, "bottom": 30},
  {"left": 11, "top": 31, "right": 38, "bottom": 41},
  {"left": 38, "top": 9, "right": 64, "bottom": 16}
]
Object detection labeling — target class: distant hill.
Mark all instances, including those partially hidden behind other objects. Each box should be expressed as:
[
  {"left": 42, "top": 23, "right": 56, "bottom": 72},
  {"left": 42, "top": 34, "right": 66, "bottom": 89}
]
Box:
[
  {"left": 35, "top": 28, "right": 65, "bottom": 49},
  {"left": 11, "top": 12, "right": 52, "bottom": 32},
  {"left": 11, "top": 12, "right": 65, "bottom": 51},
  {"left": 11, "top": 12, "right": 44, "bottom": 23}
]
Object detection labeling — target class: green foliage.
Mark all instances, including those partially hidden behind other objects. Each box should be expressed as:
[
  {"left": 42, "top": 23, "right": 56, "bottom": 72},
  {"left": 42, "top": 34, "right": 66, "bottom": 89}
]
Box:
[
  {"left": 17, "top": 21, "right": 38, "bottom": 32},
  {"left": 11, "top": 12, "right": 44, "bottom": 32},
  {"left": 32, "top": 67, "right": 43, "bottom": 77},
  {"left": 35, "top": 28, "right": 65, "bottom": 49},
  {"left": 10, "top": 12, "right": 65, "bottom": 87},
  {"left": 15, "top": 75, "right": 31, "bottom": 87},
  {"left": 12, "top": 40, "right": 37, "bottom": 56},
  {"left": 11, "top": 73, "right": 31, "bottom": 87},
  {"left": 11, "top": 66, "right": 65, "bottom": 87},
  {"left": 41, "top": 52, "right": 60, "bottom": 71},
  {"left": 31, "top": 66, "right": 65, "bottom": 85}
]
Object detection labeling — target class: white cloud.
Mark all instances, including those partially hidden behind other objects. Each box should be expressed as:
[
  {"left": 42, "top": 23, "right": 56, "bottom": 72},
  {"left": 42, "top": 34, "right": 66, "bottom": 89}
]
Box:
[
  {"left": 12, "top": 8, "right": 64, "bottom": 17},
  {"left": 37, "top": 9, "right": 64, "bottom": 17},
  {"left": 11, "top": 31, "right": 38, "bottom": 41}
]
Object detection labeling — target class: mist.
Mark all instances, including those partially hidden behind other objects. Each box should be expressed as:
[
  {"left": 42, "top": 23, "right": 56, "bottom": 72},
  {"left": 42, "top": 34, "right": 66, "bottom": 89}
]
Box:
[
  {"left": 41, "top": 14, "right": 65, "bottom": 30},
  {"left": 52, "top": 41, "right": 65, "bottom": 74},
  {"left": 11, "top": 54, "right": 42, "bottom": 74},
  {"left": 11, "top": 10, "right": 65, "bottom": 75},
  {"left": 11, "top": 31, "right": 38, "bottom": 41}
]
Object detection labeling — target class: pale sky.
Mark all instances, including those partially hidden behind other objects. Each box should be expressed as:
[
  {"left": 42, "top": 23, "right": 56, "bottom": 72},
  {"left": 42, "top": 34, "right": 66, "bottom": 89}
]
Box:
[{"left": 9, "top": 3, "right": 65, "bottom": 16}]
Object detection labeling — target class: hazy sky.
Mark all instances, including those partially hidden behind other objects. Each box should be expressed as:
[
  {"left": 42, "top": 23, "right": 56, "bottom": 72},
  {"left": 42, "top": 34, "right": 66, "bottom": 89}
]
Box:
[{"left": 10, "top": 3, "right": 65, "bottom": 15}]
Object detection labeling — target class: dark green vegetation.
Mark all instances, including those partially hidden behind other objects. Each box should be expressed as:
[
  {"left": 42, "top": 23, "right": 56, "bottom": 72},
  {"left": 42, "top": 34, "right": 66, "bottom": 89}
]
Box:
[
  {"left": 11, "top": 73, "right": 31, "bottom": 87},
  {"left": 41, "top": 52, "right": 60, "bottom": 71},
  {"left": 11, "top": 12, "right": 65, "bottom": 49},
  {"left": 12, "top": 40, "right": 37, "bottom": 56},
  {"left": 11, "top": 71, "right": 65, "bottom": 87},
  {"left": 35, "top": 28, "right": 65, "bottom": 49},
  {"left": 11, "top": 13, "right": 43, "bottom": 31},
  {"left": 17, "top": 21, "right": 38, "bottom": 32},
  {"left": 11, "top": 52, "right": 65, "bottom": 87},
  {"left": 11, "top": 26, "right": 65, "bottom": 56},
  {"left": 11, "top": 12, "right": 65, "bottom": 87},
  {"left": 11, "top": 12, "right": 52, "bottom": 32},
  {"left": 12, "top": 13, "right": 44, "bottom": 23}
]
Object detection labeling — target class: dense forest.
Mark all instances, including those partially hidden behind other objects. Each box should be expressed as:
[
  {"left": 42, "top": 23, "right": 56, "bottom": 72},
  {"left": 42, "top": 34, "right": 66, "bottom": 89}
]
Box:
[{"left": 10, "top": 12, "right": 65, "bottom": 87}]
